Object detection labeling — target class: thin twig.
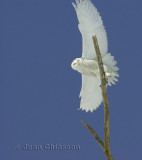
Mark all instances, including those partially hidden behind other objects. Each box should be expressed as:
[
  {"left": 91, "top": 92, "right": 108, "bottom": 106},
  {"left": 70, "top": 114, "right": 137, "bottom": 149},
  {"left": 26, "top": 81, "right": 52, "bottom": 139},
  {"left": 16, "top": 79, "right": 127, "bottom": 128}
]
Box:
[{"left": 81, "top": 121, "right": 104, "bottom": 150}]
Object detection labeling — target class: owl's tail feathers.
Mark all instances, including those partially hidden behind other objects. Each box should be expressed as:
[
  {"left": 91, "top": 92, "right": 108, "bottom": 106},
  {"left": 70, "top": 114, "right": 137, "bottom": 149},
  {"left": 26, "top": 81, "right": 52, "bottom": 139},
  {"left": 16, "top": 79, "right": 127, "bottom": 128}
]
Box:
[{"left": 102, "top": 53, "right": 119, "bottom": 86}]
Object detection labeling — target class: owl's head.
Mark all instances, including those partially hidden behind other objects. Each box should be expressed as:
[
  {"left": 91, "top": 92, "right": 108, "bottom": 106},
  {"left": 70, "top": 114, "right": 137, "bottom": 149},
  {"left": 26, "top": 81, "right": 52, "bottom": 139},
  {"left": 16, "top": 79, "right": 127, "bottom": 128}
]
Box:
[{"left": 71, "top": 58, "right": 84, "bottom": 71}]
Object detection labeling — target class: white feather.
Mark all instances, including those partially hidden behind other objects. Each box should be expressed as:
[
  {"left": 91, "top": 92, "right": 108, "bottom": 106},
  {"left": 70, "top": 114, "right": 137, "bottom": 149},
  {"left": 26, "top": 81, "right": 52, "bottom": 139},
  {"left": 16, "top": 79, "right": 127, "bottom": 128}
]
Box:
[
  {"left": 73, "top": 0, "right": 108, "bottom": 60},
  {"left": 72, "top": 0, "right": 119, "bottom": 112},
  {"left": 80, "top": 75, "right": 102, "bottom": 112}
]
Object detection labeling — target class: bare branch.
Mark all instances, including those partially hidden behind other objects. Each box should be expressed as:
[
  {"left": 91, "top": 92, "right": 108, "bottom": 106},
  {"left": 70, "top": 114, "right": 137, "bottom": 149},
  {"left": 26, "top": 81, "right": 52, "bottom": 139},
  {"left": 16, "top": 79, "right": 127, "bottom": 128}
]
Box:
[
  {"left": 92, "top": 35, "right": 113, "bottom": 160},
  {"left": 81, "top": 121, "right": 104, "bottom": 150},
  {"left": 81, "top": 35, "right": 114, "bottom": 160}
]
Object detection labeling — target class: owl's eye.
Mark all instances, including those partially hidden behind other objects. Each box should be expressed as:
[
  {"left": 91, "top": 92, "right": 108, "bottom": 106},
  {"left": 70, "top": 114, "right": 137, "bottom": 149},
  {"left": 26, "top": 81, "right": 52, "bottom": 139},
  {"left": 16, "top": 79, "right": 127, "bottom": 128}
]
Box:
[
  {"left": 73, "top": 63, "right": 76, "bottom": 65},
  {"left": 78, "top": 60, "right": 79, "bottom": 62}
]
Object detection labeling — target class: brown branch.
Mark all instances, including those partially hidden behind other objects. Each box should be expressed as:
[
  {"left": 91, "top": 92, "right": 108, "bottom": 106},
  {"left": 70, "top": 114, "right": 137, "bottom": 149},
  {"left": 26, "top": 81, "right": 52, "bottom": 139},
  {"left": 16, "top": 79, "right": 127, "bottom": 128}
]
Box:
[
  {"left": 92, "top": 35, "right": 113, "bottom": 160},
  {"left": 81, "top": 121, "right": 104, "bottom": 150},
  {"left": 81, "top": 36, "right": 114, "bottom": 160}
]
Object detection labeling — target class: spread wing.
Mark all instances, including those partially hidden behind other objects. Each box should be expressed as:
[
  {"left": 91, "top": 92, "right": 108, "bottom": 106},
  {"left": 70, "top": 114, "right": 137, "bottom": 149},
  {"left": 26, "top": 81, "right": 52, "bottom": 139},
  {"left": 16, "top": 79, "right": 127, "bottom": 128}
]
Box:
[
  {"left": 72, "top": 0, "right": 119, "bottom": 112},
  {"left": 72, "top": 0, "right": 108, "bottom": 60},
  {"left": 80, "top": 74, "right": 102, "bottom": 112}
]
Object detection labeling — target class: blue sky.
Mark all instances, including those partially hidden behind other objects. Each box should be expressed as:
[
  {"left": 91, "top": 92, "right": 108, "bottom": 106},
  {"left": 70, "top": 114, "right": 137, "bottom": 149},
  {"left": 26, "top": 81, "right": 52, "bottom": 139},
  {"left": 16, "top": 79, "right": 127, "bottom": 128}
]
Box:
[{"left": 1, "top": 0, "right": 142, "bottom": 159}]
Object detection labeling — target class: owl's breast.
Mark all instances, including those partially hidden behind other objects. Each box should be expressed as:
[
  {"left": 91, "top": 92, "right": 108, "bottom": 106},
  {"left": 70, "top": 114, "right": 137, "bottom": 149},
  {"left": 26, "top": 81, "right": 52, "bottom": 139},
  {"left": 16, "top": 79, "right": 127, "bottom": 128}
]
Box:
[
  {"left": 77, "top": 59, "right": 99, "bottom": 77},
  {"left": 78, "top": 67, "right": 99, "bottom": 77}
]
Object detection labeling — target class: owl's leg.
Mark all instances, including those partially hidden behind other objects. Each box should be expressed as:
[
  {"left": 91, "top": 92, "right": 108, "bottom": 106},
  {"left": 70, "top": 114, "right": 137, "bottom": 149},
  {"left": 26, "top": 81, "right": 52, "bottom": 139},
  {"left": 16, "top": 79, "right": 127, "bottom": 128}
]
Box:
[
  {"left": 106, "top": 73, "right": 112, "bottom": 77},
  {"left": 103, "top": 65, "right": 112, "bottom": 78}
]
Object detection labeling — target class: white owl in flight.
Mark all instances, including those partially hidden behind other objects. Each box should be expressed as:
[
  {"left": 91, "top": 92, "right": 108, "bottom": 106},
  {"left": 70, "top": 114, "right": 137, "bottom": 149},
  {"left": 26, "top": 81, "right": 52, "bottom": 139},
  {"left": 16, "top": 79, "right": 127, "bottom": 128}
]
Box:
[{"left": 71, "top": 0, "right": 119, "bottom": 112}]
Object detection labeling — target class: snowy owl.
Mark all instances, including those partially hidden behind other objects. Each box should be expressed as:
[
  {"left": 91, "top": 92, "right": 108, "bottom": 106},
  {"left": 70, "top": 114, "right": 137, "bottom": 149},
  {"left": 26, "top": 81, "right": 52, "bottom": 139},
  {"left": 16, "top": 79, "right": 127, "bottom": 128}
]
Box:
[{"left": 71, "top": 0, "right": 119, "bottom": 112}]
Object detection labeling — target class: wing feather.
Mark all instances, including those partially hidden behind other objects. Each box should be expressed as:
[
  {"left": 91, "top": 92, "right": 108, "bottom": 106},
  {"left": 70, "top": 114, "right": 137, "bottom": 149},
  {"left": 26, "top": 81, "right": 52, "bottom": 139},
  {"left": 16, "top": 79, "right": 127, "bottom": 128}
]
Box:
[
  {"left": 72, "top": 0, "right": 108, "bottom": 60},
  {"left": 80, "top": 74, "right": 102, "bottom": 112}
]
